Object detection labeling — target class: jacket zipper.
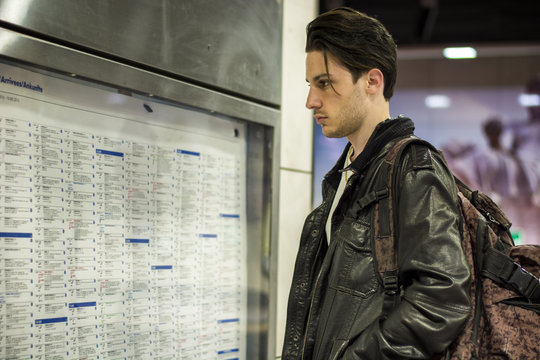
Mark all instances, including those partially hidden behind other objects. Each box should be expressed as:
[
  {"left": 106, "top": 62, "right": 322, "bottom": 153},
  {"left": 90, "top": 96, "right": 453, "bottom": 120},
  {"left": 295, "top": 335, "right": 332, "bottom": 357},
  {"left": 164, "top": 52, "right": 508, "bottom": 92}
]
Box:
[{"left": 301, "top": 176, "right": 355, "bottom": 359}]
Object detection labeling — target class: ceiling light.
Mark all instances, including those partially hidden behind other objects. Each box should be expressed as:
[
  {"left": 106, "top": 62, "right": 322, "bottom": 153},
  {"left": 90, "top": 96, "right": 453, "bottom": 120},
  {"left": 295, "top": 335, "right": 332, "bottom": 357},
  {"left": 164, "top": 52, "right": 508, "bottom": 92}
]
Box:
[
  {"left": 425, "top": 95, "right": 451, "bottom": 108},
  {"left": 443, "top": 47, "right": 477, "bottom": 59},
  {"left": 519, "top": 94, "right": 540, "bottom": 107}
]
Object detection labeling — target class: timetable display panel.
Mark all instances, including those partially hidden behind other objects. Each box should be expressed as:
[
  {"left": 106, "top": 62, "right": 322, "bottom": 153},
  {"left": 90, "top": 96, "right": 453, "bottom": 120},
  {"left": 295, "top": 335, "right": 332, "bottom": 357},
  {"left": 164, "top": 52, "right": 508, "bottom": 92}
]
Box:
[{"left": 0, "top": 62, "right": 248, "bottom": 360}]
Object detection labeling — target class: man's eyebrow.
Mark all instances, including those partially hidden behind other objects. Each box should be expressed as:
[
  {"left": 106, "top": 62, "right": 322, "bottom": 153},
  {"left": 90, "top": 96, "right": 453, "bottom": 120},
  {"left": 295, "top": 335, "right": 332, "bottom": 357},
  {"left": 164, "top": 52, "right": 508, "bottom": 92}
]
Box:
[{"left": 306, "top": 73, "right": 331, "bottom": 83}]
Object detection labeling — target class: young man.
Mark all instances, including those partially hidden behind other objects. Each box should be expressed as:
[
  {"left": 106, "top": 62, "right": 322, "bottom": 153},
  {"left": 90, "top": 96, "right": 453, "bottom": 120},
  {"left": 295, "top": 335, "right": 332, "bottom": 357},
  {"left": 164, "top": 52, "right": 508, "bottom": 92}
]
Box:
[{"left": 282, "top": 7, "right": 471, "bottom": 359}]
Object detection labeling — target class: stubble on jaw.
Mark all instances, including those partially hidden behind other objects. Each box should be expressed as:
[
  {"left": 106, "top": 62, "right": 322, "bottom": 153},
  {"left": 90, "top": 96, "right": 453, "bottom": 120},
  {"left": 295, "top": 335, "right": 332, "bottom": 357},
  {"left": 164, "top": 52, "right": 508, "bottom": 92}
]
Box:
[{"left": 320, "top": 86, "right": 367, "bottom": 140}]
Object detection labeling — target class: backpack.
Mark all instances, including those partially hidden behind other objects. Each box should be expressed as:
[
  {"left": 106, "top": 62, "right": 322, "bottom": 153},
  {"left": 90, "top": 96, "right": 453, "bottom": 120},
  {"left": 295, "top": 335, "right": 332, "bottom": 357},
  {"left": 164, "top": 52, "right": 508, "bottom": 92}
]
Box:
[{"left": 371, "top": 136, "right": 540, "bottom": 359}]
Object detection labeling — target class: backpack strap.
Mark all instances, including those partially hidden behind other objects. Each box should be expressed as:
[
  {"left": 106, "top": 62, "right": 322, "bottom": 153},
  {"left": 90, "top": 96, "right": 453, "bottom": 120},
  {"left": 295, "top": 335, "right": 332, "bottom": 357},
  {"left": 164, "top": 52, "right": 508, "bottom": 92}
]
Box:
[
  {"left": 373, "top": 156, "right": 399, "bottom": 315},
  {"left": 455, "top": 176, "right": 513, "bottom": 236},
  {"left": 482, "top": 247, "right": 540, "bottom": 302},
  {"left": 374, "top": 136, "right": 435, "bottom": 316}
]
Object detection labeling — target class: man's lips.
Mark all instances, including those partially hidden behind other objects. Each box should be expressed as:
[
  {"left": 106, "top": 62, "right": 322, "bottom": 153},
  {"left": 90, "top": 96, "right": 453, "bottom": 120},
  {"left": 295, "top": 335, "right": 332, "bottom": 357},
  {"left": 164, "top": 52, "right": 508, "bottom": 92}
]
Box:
[{"left": 314, "top": 115, "right": 327, "bottom": 124}]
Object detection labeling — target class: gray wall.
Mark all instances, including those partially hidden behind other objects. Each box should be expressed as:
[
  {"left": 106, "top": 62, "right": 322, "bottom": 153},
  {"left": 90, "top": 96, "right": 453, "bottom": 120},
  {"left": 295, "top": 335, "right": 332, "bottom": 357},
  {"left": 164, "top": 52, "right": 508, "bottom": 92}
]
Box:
[{"left": 0, "top": 0, "right": 282, "bottom": 106}]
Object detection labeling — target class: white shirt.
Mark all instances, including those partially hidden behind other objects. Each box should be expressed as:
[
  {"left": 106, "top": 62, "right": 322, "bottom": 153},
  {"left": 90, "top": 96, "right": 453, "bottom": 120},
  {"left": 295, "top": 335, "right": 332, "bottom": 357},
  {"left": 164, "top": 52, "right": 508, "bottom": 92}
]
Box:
[{"left": 326, "top": 146, "right": 354, "bottom": 243}]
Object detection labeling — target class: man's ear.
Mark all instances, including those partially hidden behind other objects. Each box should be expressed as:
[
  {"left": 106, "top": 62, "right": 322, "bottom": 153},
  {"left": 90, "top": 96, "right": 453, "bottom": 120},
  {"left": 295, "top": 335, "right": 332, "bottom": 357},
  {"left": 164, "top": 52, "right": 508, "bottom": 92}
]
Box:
[{"left": 365, "top": 68, "right": 384, "bottom": 95}]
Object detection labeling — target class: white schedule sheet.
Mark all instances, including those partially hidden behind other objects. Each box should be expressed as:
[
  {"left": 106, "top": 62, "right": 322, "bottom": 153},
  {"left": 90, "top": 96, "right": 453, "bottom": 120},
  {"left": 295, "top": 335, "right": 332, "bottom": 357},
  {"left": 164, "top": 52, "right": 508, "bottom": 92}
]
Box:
[{"left": 0, "top": 62, "right": 247, "bottom": 360}]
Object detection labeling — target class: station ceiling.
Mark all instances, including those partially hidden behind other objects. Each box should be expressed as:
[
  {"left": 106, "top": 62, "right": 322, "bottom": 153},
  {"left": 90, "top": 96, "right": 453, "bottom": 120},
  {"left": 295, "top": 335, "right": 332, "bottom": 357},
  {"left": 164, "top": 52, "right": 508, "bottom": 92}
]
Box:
[{"left": 319, "top": 0, "right": 540, "bottom": 46}]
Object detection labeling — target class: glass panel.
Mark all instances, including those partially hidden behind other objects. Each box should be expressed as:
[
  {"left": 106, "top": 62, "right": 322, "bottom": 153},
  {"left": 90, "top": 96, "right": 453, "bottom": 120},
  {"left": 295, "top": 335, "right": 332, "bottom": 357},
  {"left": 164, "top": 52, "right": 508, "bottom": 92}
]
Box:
[{"left": 0, "top": 59, "right": 273, "bottom": 359}]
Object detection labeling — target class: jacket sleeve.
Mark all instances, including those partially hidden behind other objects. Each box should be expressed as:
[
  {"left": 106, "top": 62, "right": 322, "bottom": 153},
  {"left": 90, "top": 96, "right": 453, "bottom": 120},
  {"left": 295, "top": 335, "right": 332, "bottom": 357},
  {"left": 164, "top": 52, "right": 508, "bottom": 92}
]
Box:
[{"left": 342, "top": 147, "right": 472, "bottom": 359}]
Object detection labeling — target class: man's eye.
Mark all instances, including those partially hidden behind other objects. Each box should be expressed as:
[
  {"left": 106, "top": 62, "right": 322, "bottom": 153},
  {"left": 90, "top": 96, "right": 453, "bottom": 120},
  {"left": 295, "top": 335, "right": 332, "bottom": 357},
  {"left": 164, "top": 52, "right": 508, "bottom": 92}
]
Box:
[{"left": 319, "top": 80, "right": 330, "bottom": 88}]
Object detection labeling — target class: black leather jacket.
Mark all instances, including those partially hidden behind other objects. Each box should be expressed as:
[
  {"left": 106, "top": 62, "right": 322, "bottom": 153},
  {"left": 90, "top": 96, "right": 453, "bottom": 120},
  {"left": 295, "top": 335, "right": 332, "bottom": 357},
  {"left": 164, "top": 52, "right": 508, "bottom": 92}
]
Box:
[{"left": 282, "top": 117, "right": 471, "bottom": 359}]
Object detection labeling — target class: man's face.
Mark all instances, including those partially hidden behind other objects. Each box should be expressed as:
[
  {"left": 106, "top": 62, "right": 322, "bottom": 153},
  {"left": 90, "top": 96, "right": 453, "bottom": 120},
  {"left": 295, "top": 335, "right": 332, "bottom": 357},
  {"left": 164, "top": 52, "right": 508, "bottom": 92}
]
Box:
[{"left": 305, "top": 50, "right": 368, "bottom": 139}]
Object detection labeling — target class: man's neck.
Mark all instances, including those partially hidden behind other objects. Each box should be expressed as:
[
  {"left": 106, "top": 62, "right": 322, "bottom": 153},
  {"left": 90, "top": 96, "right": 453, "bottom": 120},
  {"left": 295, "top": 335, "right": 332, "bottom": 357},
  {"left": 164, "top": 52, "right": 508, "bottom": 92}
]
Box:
[{"left": 348, "top": 107, "right": 390, "bottom": 162}]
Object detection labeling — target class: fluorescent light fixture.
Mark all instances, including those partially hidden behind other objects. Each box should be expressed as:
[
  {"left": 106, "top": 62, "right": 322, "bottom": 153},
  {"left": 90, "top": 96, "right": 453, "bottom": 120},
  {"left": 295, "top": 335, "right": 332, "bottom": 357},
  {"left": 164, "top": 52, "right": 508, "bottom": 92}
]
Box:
[
  {"left": 425, "top": 95, "right": 451, "bottom": 108},
  {"left": 518, "top": 94, "right": 540, "bottom": 107},
  {"left": 443, "top": 47, "right": 477, "bottom": 59},
  {"left": 0, "top": 1, "right": 32, "bottom": 53}
]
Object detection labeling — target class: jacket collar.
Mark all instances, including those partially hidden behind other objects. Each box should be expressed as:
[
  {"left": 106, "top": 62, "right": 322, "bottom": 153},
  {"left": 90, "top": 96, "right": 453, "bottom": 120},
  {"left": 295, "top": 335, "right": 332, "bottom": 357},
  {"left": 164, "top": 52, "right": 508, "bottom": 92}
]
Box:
[{"left": 324, "top": 116, "right": 415, "bottom": 189}]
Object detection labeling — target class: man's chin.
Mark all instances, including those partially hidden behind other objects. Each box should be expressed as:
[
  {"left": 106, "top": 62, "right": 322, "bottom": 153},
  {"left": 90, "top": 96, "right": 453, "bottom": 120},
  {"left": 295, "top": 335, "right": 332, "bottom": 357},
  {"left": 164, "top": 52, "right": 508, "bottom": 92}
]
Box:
[{"left": 321, "top": 127, "right": 341, "bottom": 139}]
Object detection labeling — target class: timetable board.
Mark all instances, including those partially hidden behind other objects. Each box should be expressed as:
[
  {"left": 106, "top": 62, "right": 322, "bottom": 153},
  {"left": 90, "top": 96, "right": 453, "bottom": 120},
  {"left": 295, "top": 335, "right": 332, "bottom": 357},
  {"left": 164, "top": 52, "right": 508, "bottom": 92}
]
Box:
[{"left": 0, "top": 62, "right": 248, "bottom": 360}]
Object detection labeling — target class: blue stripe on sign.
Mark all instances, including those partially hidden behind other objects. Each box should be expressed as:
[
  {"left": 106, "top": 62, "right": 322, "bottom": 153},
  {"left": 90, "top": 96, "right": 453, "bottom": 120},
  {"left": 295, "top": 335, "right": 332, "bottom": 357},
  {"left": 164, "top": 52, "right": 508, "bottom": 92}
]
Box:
[
  {"left": 35, "top": 317, "right": 68, "bottom": 324},
  {"left": 218, "top": 318, "right": 240, "bottom": 324},
  {"left": 69, "top": 302, "right": 96, "bottom": 308},
  {"left": 199, "top": 234, "right": 217, "bottom": 238},
  {"left": 176, "top": 149, "right": 200, "bottom": 156},
  {"left": 220, "top": 214, "right": 240, "bottom": 218},
  {"left": 152, "top": 265, "right": 172, "bottom": 270},
  {"left": 125, "top": 238, "right": 150, "bottom": 244},
  {"left": 217, "top": 348, "right": 239, "bottom": 355},
  {"left": 96, "top": 149, "right": 124, "bottom": 157},
  {"left": 0, "top": 232, "right": 32, "bottom": 238}
]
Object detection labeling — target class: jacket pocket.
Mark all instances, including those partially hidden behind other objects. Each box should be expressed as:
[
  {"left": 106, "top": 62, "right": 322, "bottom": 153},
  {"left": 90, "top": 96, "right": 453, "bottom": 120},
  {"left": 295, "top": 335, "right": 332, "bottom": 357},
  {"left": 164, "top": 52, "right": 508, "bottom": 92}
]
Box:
[{"left": 330, "top": 217, "right": 378, "bottom": 297}]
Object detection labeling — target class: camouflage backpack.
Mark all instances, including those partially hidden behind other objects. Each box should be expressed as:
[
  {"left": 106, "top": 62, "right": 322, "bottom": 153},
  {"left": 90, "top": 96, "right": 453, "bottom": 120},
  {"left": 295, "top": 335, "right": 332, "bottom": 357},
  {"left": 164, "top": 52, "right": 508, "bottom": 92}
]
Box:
[{"left": 369, "top": 136, "right": 540, "bottom": 359}]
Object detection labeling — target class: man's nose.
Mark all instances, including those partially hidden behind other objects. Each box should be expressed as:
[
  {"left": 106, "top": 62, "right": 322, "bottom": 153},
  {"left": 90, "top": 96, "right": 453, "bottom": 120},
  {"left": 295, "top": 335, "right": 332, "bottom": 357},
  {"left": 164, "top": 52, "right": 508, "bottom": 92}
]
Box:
[{"left": 305, "top": 88, "right": 321, "bottom": 110}]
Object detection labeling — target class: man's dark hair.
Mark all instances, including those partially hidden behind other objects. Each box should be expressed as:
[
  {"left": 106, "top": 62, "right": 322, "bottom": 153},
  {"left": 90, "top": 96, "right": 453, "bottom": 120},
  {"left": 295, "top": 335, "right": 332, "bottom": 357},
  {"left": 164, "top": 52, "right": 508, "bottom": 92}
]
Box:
[{"left": 306, "top": 7, "right": 397, "bottom": 100}]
